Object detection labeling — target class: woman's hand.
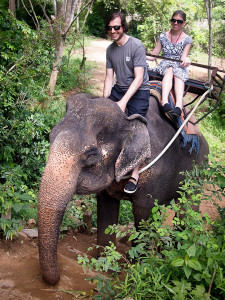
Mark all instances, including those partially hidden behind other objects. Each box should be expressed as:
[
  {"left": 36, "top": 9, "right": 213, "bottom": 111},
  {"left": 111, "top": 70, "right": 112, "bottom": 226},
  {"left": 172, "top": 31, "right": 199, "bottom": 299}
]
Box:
[{"left": 180, "top": 57, "right": 191, "bottom": 68}]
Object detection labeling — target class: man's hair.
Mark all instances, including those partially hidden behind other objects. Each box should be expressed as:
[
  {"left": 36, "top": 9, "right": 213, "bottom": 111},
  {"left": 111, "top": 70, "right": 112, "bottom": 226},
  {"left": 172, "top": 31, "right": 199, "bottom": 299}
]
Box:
[{"left": 105, "top": 12, "right": 128, "bottom": 33}]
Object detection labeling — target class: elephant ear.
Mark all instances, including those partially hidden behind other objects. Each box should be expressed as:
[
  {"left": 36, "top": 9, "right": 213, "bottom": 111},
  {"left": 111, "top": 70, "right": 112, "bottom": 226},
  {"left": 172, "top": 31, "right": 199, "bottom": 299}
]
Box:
[{"left": 115, "top": 114, "right": 151, "bottom": 182}]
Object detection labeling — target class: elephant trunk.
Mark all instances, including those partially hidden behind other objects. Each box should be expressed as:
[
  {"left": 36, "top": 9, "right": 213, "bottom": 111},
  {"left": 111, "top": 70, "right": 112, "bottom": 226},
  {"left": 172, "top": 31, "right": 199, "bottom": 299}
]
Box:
[
  {"left": 38, "top": 206, "right": 63, "bottom": 285},
  {"left": 38, "top": 147, "right": 79, "bottom": 285}
]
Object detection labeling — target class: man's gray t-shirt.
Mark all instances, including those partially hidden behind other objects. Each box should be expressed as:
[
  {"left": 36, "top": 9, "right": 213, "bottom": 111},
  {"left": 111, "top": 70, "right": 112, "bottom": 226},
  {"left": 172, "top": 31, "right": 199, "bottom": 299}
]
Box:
[{"left": 106, "top": 36, "right": 149, "bottom": 91}]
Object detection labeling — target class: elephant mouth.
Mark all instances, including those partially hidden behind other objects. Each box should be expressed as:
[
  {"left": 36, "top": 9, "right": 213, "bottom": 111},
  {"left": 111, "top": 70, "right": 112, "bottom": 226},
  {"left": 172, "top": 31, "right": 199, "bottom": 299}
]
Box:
[{"left": 76, "top": 167, "right": 114, "bottom": 194}]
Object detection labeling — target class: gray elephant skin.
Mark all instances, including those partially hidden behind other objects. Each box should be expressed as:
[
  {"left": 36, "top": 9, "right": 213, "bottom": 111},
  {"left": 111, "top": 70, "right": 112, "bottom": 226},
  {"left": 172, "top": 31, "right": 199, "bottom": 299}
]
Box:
[{"left": 38, "top": 93, "right": 209, "bottom": 285}]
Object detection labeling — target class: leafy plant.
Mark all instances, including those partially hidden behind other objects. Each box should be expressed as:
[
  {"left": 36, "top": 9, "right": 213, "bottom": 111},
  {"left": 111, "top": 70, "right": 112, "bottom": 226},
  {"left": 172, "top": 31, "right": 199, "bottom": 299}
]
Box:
[
  {"left": 77, "top": 241, "right": 123, "bottom": 273},
  {"left": 77, "top": 157, "right": 225, "bottom": 299},
  {"left": 0, "top": 10, "right": 64, "bottom": 238},
  {"left": 62, "top": 194, "right": 97, "bottom": 230}
]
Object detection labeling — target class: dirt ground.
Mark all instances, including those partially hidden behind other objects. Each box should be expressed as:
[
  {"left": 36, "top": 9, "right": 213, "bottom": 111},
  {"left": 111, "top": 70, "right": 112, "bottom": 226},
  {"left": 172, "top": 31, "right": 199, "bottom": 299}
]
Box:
[{"left": 0, "top": 38, "right": 224, "bottom": 300}]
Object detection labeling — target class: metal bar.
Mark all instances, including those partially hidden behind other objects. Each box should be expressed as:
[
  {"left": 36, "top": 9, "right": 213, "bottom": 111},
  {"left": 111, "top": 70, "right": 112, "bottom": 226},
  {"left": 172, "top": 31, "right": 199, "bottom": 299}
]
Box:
[
  {"left": 216, "top": 73, "right": 225, "bottom": 82},
  {"left": 213, "top": 77, "right": 223, "bottom": 87},
  {"left": 209, "top": 67, "right": 218, "bottom": 86},
  {"left": 211, "top": 90, "right": 221, "bottom": 101},
  {"left": 192, "top": 99, "right": 220, "bottom": 124},
  {"left": 146, "top": 53, "right": 225, "bottom": 73},
  {"left": 184, "top": 95, "right": 200, "bottom": 107}
]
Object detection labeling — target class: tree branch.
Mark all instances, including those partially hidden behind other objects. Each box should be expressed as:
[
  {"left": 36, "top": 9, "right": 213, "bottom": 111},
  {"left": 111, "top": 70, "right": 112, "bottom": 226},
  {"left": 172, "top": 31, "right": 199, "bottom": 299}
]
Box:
[
  {"left": 63, "top": 0, "right": 94, "bottom": 36},
  {"left": 21, "top": 0, "right": 39, "bottom": 29},
  {"left": 80, "top": 0, "right": 93, "bottom": 32},
  {"left": 207, "top": 262, "right": 217, "bottom": 300},
  {"left": 28, "top": 0, "right": 40, "bottom": 29},
  {"left": 40, "top": 3, "right": 53, "bottom": 33},
  {"left": 5, "top": 56, "right": 25, "bottom": 75}
]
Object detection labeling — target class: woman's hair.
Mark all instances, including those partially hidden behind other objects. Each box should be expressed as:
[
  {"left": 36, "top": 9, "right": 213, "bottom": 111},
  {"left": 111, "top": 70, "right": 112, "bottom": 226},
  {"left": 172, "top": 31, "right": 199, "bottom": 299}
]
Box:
[
  {"left": 105, "top": 12, "right": 129, "bottom": 33},
  {"left": 172, "top": 10, "right": 186, "bottom": 21}
]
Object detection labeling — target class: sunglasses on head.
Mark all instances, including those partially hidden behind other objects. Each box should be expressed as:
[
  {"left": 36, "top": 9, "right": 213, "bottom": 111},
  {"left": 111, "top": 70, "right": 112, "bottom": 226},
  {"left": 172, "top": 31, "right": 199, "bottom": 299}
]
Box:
[
  {"left": 107, "top": 25, "right": 122, "bottom": 31},
  {"left": 171, "top": 18, "right": 184, "bottom": 24}
]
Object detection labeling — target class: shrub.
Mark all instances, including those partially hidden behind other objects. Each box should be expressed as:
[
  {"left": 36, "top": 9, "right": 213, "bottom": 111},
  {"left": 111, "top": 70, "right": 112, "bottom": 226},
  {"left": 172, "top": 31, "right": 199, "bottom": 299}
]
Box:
[
  {"left": 0, "top": 10, "right": 64, "bottom": 238},
  {"left": 78, "top": 157, "right": 225, "bottom": 299}
]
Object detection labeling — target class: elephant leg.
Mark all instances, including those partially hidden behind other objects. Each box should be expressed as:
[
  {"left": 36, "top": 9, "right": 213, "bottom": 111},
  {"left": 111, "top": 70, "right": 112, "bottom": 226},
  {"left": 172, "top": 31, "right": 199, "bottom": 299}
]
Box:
[
  {"left": 133, "top": 197, "right": 154, "bottom": 229},
  {"left": 97, "top": 191, "right": 120, "bottom": 247}
]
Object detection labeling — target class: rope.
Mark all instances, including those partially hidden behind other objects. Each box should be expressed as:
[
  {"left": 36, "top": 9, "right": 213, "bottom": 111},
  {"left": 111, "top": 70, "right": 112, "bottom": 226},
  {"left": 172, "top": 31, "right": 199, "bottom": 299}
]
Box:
[{"left": 122, "top": 87, "right": 213, "bottom": 179}]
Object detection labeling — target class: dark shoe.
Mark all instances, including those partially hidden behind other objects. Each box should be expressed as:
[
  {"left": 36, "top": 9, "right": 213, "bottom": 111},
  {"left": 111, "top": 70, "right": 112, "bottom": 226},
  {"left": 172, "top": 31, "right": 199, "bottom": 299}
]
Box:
[
  {"left": 162, "top": 103, "right": 173, "bottom": 113},
  {"left": 172, "top": 107, "right": 182, "bottom": 117},
  {"left": 124, "top": 177, "right": 138, "bottom": 194}
]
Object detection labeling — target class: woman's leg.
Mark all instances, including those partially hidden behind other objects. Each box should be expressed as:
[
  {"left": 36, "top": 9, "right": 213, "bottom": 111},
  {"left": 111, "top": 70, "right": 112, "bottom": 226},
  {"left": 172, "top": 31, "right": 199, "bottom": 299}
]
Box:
[
  {"left": 174, "top": 76, "right": 185, "bottom": 109},
  {"left": 161, "top": 67, "right": 173, "bottom": 105}
]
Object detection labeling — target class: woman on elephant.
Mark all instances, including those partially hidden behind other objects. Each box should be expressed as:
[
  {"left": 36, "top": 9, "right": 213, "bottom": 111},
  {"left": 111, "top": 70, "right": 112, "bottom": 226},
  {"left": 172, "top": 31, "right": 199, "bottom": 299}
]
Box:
[{"left": 146, "top": 10, "right": 192, "bottom": 117}]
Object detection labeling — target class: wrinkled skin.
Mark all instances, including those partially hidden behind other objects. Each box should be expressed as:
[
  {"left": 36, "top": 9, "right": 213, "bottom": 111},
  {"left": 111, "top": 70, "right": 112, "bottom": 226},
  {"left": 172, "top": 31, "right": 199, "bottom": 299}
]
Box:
[{"left": 38, "top": 93, "right": 209, "bottom": 285}]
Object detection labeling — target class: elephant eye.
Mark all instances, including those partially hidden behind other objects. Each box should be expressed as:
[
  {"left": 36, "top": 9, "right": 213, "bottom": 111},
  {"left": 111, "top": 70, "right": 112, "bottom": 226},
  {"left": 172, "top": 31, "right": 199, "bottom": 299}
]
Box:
[{"left": 81, "top": 148, "right": 101, "bottom": 167}]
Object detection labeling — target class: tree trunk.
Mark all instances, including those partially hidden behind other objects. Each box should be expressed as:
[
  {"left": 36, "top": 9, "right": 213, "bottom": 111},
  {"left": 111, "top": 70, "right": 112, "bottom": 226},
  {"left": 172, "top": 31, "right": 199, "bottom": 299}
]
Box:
[
  {"left": 47, "top": 0, "right": 78, "bottom": 96},
  {"left": 48, "top": 36, "right": 65, "bottom": 96},
  {"left": 46, "top": 0, "right": 93, "bottom": 96},
  {"left": 9, "top": 0, "right": 16, "bottom": 15},
  {"left": 205, "top": 0, "right": 213, "bottom": 80}
]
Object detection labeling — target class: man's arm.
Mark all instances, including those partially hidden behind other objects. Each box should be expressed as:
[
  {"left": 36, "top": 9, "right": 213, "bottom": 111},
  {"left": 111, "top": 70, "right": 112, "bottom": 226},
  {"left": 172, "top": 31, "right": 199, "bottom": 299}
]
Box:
[
  {"left": 103, "top": 68, "right": 114, "bottom": 98},
  {"left": 116, "top": 66, "right": 144, "bottom": 112}
]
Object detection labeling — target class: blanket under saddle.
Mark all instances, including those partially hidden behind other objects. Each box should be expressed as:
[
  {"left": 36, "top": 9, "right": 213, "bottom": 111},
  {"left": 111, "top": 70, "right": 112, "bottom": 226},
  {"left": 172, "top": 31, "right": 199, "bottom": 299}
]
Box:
[{"left": 150, "top": 81, "right": 201, "bottom": 154}]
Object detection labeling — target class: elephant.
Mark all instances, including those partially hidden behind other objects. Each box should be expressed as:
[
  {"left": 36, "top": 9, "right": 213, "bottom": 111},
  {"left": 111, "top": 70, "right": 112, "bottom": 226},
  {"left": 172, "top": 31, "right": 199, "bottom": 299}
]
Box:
[{"left": 38, "top": 92, "right": 209, "bottom": 285}]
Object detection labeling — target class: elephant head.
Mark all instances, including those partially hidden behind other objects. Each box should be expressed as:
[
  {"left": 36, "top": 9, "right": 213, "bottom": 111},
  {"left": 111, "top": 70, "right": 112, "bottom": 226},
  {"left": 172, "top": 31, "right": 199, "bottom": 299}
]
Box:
[{"left": 38, "top": 93, "right": 151, "bottom": 284}]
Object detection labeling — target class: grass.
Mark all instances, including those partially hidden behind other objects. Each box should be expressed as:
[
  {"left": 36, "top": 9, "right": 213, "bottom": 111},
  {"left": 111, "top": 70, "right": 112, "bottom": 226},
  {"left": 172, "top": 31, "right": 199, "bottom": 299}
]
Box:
[{"left": 199, "top": 117, "right": 225, "bottom": 162}]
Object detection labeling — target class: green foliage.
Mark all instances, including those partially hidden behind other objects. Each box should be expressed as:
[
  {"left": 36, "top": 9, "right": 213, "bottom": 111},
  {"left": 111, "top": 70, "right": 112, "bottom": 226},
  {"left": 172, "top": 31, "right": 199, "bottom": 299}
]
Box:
[
  {"left": 87, "top": 275, "right": 117, "bottom": 299},
  {"left": 85, "top": 0, "right": 132, "bottom": 37},
  {"left": 62, "top": 195, "right": 97, "bottom": 230},
  {"left": 57, "top": 56, "right": 93, "bottom": 92},
  {"left": 137, "top": 0, "right": 175, "bottom": 50},
  {"left": 118, "top": 200, "right": 134, "bottom": 224},
  {"left": 199, "top": 108, "right": 225, "bottom": 160},
  {"left": 78, "top": 157, "right": 225, "bottom": 299},
  {"left": 0, "top": 171, "right": 38, "bottom": 239},
  {"left": 0, "top": 218, "right": 24, "bottom": 240},
  {"left": 0, "top": 10, "right": 64, "bottom": 238},
  {"left": 86, "top": 2, "right": 106, "bottom": 38},
  {"left": 62, "top": 197, "right": 134, "bottom": 232},
  {"left": 0, "top": 98, "right": 63, "bottom": 238},
  {"left": 0, "top": 11, "right": 55, "bottom": 103},
  {"left": 78, "top": 241, "right": 123, "bottom": 273}
]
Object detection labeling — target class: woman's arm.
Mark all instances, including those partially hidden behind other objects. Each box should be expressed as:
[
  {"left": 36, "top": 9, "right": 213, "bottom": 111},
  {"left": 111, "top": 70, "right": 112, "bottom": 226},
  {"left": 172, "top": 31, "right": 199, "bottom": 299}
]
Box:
[
  {"left": 180, "top": 43, "right": 191, "bottom": 68},
  {"left": 146, "top": 40, "right": 162, "bottom": 61}
]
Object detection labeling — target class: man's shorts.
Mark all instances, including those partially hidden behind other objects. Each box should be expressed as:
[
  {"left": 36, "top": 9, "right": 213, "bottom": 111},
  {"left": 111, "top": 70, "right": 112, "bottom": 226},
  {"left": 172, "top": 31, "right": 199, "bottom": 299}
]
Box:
[{"left": 109, "top": 84, "right": 150, "bottom": 117}]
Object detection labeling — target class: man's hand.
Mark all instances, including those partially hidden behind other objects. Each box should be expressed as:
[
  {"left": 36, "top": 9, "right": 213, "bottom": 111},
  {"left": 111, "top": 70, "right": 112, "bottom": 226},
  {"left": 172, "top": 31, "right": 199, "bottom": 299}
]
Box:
[
  {"left": 116, "top": 99, "right": 127, "bottom": 112},
  {"left": 116, "top": 66, "right": 144, "bottom": 113}
]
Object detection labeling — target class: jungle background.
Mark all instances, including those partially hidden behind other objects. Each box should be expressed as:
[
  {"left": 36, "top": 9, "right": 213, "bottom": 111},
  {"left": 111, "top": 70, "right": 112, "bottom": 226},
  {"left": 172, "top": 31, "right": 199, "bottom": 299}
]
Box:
[{"left": 0, "top": 0, "right": 225, "bottom": 299}]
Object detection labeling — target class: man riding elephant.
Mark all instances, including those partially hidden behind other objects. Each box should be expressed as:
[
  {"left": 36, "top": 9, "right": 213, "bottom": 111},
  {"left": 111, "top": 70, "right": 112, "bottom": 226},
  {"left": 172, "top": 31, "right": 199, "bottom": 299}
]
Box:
[{"left": 103, "top": 11, "right": 150, "bottom": 194}]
